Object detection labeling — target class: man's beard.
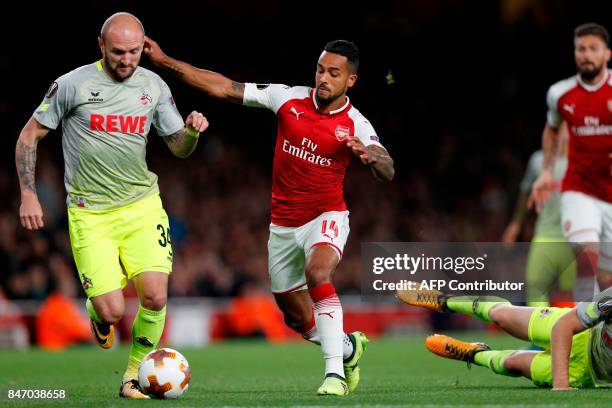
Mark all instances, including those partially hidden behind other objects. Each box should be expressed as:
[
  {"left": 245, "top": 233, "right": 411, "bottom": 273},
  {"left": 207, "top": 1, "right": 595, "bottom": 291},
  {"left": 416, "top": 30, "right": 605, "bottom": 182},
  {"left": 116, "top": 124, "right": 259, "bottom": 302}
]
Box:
[
  {"left": 315, "top": 88, "right": 342, "bottom": 107},
  {"left": 578, "top": 62, "right": 603, "bottom": 81},
  {"left": 104, "top": 56, "right": 135, "bottom": 82}
]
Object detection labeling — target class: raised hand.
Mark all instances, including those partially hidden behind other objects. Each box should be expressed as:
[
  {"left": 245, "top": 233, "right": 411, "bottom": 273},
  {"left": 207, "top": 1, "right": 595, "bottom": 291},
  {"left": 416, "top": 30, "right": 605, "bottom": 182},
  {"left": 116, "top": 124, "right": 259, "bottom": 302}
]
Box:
[
  {"left": 143, "top": 36, "right": 168, "bottom": 66},
  {"left": 347, "top": 136, "right": 377, "bottom": 165},
  {"left": 20, "top": 193, "right": 44, "bottom": 230},
  {"left": 185, "top": 111, "right": 209, "bottom": 135},
  {"left": 528, "top": 170, "right": 554, "bottom": 213}
]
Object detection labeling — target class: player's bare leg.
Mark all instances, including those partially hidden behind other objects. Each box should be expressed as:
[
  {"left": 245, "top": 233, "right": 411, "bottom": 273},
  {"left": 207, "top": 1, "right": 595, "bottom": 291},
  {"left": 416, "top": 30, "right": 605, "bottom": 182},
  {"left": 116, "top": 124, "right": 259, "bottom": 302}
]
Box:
[
  {"left": 305, "top": 245, "right": 351, "bottom": 395},
  {"left": 488, "top": 305, "right": 535, "bottom": 341},
  {"left": 88, "top": 289, "right": 124, "bottom": 349},
  {"left": 274, "top": 289, "right": 313, "bottom": 338},
  {"left": 134, "top": 271, "right": 168, "bottom": 311},
  {"left": 570, "top": 242, "right": 600, "bottom": 300},
  {"left": 501, "top": 350, "right": 538, "bottom": 378},
  {"left": 119, "top": 272, "right": 168, "bottom": 399},
  {"left": 598, "top": 267, "right": 612, "bottom": 290}
]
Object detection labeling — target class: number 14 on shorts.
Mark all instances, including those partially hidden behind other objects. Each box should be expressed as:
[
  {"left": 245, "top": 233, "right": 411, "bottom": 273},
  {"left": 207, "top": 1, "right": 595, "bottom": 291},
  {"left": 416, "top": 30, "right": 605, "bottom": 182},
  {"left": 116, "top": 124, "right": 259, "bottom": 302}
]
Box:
[{"left": 321, "top": 219, "right": 339, "bottom": 240}]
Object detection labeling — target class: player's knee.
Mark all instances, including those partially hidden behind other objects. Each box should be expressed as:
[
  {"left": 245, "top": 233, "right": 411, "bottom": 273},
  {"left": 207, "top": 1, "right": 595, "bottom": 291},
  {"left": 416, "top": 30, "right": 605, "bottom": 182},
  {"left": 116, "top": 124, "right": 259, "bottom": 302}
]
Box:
[
  {"left": 141, "top": 293, "right": 167, "bottom": 311},
  {"left": 97, "top": 302, "right": 124, "bottom": 324},
  {"left": 489, "top": 304, "right": 511, "bottom": 326},
  {"left": 503, "top": 352, "right": 529, "bottom": 376},
  {"left": 305, "top": 264, "right": 332, "bottom": 287}
]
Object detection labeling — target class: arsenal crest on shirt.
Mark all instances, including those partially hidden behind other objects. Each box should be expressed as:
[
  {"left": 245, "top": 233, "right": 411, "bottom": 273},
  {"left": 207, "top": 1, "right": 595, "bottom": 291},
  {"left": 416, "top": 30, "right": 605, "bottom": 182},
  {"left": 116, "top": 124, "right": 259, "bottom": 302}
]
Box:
[{"left": 335, "top": 125, "right": 350, "bottom": 142}]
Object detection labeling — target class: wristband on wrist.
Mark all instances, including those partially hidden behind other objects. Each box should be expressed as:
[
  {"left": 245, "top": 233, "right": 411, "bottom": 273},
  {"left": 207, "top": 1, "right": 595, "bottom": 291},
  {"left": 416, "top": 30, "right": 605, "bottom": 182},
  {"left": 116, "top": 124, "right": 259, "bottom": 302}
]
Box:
[{"left": 186, "top": 126, "right": 200, "bottom": 138}]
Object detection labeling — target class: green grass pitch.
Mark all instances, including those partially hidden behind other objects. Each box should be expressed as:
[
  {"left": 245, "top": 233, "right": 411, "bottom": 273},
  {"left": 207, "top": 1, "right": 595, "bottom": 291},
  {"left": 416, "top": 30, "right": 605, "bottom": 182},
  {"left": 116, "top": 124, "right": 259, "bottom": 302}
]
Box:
[{"left": 1, "top": 334, "right": 608, "bottom": 407}]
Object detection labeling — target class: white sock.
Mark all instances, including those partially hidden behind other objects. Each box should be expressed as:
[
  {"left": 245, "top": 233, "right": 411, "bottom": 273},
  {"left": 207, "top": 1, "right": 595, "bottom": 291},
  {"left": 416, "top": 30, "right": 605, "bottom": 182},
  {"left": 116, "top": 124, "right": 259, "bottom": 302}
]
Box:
[
  {"left": 303, "top": 323, "right": 354, "bottom": 361},
  {"left": 343, "top": 333, "right": 355, "bottom": 361},
  {"left": 310, "top": 284, "right": 345, "bottom": 378}
]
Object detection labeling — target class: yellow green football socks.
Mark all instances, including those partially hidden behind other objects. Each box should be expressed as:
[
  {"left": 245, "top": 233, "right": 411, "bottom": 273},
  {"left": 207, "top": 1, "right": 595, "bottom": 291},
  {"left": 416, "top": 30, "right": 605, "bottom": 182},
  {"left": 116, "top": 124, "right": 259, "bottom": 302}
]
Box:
[
  {"left": 124, "top": 305, "right": 167, "bottom": 381},
  {"left": 446, "top": 296, "right": 510, "bottom": 322},
  {"left": 86, "top": 298, "right": 102, "bottom": 323},
  {"left": 473, "top": 350, "right": 520, "bottom": 377}
]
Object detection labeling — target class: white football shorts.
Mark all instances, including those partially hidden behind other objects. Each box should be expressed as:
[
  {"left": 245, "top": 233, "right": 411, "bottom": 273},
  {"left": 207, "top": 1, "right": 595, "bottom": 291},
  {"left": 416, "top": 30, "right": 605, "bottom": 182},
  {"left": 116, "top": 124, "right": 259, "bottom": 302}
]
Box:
[
  {"left": 561, "top": 191, "right": 612, "bottom": 270},
  {"left": 267, "top": 210, "right": 350, "bottom": 293}
]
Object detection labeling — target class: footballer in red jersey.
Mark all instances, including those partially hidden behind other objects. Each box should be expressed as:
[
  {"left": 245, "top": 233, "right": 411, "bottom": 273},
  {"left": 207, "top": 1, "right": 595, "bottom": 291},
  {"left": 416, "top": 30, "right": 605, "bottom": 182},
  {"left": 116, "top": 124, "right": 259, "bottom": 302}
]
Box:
[
  {"left": 530, "top": 23, "right": 612, "bottom": 297},
  {"left": 144, "top": 38, "right": 394, "bottom": 395}
]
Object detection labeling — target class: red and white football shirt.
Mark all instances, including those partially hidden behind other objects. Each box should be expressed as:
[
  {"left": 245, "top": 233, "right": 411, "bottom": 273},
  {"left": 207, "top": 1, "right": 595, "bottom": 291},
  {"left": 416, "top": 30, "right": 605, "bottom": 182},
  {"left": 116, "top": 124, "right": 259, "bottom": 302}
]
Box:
[
  {"left": 547, "top": 71, "right": 612, "bottom": 203},
  {"left": 244, "top": 83, "right": 384, "bottom": 227}
]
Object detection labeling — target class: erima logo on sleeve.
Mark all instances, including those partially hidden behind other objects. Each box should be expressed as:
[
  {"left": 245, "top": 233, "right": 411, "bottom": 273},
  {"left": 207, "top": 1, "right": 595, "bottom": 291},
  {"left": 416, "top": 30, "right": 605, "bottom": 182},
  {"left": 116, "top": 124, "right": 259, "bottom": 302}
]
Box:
[{"left": 90, "top": 114, "right": 147, "bottom": 134}]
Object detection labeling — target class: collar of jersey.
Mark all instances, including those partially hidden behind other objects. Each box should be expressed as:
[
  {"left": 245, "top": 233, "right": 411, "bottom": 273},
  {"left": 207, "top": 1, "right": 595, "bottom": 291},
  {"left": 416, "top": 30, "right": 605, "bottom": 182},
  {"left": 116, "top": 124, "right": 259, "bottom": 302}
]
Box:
[
  {"left": 577, "top": 69, "right": 610, "bottom": 92},
  {"left": 310, "top": 89, "right": 351, "bottom": 116}
]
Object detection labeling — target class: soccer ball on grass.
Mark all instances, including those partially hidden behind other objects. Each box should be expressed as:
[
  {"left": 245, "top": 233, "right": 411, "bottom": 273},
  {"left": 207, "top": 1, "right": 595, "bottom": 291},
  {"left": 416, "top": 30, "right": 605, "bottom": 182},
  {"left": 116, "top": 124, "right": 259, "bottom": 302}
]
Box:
[{"left": 138, "top": 348, "right": 191, "bottom": 399}]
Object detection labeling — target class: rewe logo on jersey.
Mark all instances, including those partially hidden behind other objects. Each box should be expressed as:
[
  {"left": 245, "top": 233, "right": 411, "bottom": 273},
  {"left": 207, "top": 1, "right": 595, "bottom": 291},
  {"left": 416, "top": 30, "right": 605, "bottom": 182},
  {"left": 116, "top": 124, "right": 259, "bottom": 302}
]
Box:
[{"left": 90, "top": 114, "right": 147, "bottom": 134}]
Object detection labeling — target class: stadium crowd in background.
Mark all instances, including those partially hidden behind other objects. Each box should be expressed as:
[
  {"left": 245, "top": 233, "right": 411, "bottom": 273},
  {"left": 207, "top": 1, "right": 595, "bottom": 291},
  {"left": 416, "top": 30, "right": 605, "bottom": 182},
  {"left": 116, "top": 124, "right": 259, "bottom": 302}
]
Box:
[
  {"left": 0, "top": 130, "right": 525, "bottom": 301},
  {"left": 0, "top": 0, "right": 595, "bottom": 326}
]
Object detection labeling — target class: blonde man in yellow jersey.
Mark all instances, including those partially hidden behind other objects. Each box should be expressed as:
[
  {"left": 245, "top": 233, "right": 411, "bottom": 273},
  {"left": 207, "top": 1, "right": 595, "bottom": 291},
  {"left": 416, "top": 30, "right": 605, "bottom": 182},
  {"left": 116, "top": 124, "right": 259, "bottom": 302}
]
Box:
[{"left": 15, "top": 12, "right": 208, "bottom": 398}]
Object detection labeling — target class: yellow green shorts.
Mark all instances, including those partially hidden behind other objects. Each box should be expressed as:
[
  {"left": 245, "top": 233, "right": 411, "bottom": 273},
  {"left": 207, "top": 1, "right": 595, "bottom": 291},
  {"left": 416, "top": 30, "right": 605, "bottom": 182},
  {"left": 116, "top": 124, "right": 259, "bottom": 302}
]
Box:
[
  {"left": 68, "top": 194, "right": 173, "bottom": 298},
  {"left": 528, "top": 307, "right": 594, "bottom": 388}
]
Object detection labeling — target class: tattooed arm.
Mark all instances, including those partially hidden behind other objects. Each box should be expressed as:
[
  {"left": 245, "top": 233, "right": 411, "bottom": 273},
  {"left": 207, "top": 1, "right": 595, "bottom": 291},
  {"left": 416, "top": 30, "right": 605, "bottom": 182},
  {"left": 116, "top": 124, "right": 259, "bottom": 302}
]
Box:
[
  {"left": 144, "top": 37, "right": 244, "bottom": 104},
  {"left": 164, "top": 111, "right": 209, "bottom": 158},
  {"left": 346, "top": 137, "right": 395, "bottom": 182},
  {"left": 16, "top": 117, "right": 50, "bottom": 230}
]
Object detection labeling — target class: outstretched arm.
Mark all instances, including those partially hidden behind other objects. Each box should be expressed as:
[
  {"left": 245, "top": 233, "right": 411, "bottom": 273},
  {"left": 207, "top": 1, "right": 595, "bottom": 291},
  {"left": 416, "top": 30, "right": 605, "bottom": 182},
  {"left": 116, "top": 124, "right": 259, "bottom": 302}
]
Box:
[
  {"left": 550, "top": 309, "right": 586, "bottom": 390},
  {"left": 163, "top": 111, "right": 209, "bottom": 158},
  {"left": 346, "top": 137, "right": 394, "bottom": 182},
  {"left": 144, "top": 36, "right": 244, "bottom": 104},
  {"left": 16, "top": 117, "right": 50, "bottom": 230}
]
